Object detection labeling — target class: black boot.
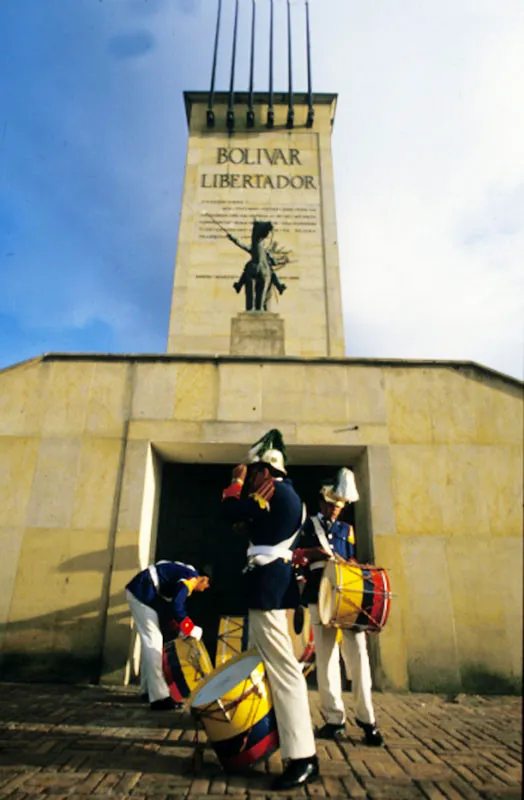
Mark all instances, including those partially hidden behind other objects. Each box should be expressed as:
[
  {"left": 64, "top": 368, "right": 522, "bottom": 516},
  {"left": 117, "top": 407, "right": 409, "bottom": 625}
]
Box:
[
  {"left": 150, "top": 696, "right": 178, "bottom": 711},
  {"left": 271, "top": 755, "right": 319, "bottom": 790},
  {"left": 316, "top": 722, "right": 347, "bottom": 741},
  {"left": 356, "top": 718, "right": 384, "bottom": 746}
]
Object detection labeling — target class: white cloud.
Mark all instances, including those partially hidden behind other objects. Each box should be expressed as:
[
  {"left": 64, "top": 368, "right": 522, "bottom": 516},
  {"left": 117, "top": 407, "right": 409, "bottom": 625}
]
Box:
[{"left": 318, "top": 0, "right": 524, "bottom": 378}]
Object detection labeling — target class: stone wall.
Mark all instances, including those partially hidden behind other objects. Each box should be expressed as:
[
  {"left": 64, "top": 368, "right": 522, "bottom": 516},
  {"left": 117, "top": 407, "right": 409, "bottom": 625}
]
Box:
[{"left": 0, "top": 355, "right": 521, "bottom": 692}]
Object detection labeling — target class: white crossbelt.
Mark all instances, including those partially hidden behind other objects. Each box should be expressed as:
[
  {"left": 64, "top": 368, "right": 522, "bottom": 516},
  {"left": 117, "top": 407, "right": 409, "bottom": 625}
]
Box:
[
  {"left": 246, "top": 503, "right": 306, "bottom": 568},
  {"left": 246, "top": 544, "right": 294, "bottom": 564},
  {"left": 312, "top": 516, "right": 334, "bottom": 558},
  {"left": 148, "top": 563, "right": 173, "bottom": 601}
]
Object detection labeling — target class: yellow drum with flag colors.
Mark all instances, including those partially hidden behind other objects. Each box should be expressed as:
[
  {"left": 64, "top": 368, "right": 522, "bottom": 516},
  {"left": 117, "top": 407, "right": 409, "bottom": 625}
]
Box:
[
  {"left": 190, "top": 650, "right": 279, "bottom": 771},
  {"left": 319, "top": 561, "right": 391, "bottom": 632},
  {"left": 162, "top": 637, "right": 213, "bottom": 703},
  {"left": 215, "top": 616, "right": 249, "bottom": 667}
]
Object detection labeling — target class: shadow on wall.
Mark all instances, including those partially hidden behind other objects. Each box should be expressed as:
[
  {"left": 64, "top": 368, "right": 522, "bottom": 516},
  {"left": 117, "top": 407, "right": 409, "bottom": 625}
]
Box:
[
  {"left": 459, "top": 665, "right": 522, "bottom": 696},
  {"left": 0, "top": 545, "right": 142, "bottom": 684},
  {"left": 55, "top": 545, "right": 140, "bottom": 575},
  {"left": 0, "top": 545, "right": 226, "bottom": 685}
]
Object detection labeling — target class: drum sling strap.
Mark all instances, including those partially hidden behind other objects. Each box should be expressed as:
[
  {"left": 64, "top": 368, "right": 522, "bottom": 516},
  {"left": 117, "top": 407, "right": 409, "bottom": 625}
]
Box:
[
  {"left": 148, "top": 563, "right": 174, "bottom": 602},
  {"left": 311, "top": 516, "right": 335, "bottom": 560}
]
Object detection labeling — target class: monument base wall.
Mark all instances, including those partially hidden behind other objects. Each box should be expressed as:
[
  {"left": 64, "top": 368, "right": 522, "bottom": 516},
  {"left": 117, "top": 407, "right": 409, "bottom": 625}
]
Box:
[
  {"left": 230, "top": 313, "right": 285, "bottom": 356},
  {"left": 0, "top": 354, "right": 521, "bottom": 694}
]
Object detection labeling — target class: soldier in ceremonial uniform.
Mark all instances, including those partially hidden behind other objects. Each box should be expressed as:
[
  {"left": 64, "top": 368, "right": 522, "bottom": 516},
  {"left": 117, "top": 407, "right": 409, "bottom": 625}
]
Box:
[
  {"left": 295, "top": 469, "right": 384, "bottom": 746},
  {"left": 221, "top": 430, "right": 319, "bottom": 790},
  {"left": 126, "top": 561, "right": 210, "bottom": 710}
]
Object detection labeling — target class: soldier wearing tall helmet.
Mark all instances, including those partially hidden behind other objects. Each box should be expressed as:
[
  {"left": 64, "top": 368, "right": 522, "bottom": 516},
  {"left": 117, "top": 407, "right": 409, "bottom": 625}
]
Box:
[
  {"left": 220, "top": 430, "right": 319, "bottom": 791},
  {"left": 294, "top": 468, "right": 384, "bottom": 746}
]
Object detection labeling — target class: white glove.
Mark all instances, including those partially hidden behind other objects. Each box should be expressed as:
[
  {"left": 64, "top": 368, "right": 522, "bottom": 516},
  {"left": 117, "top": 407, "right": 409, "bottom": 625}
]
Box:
[{"left": 188, "top": 625, "right": 203, "bottom": 641}]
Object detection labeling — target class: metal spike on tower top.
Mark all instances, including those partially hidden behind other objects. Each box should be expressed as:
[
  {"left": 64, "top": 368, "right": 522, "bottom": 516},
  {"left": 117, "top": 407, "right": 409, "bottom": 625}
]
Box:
[{"left": 205, "top": 0, "right": 315, "bottom": 131}]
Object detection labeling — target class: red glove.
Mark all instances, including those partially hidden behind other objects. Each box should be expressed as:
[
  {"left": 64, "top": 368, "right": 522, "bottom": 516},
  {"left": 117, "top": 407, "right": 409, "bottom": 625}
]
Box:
[
  {"left": 222, "top": 482, "right": 243, "bottom": 500},
  {"left": 178, "top": 617, "right": 195, "bottom": 637},
  {"left": 222, "top": 464, "right": 247, "bottom": 501},
  {"left": 292, "top": 548, "right": 309, "bottom": 567}
]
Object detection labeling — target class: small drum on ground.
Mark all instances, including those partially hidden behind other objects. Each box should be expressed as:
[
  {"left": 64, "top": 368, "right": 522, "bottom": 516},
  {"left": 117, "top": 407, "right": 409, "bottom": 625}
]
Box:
[
  {"left": 216, "top": 616, "right": 249, "bottom": 667},
  {"left": 319, "top": 561, "right": 391, "bottom": 632},
  {"left": 190, "top": 650, "right": 279, "bottom": 772},
  {"left": 163, "top": 637, "right": 213, "bottom": 703},
  {"left": 287, "top": 606, "right": 315, "bottom": 675}
]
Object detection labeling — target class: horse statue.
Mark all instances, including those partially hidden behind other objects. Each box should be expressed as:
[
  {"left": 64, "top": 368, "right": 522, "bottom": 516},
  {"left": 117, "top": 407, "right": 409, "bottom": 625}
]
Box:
[{"left": 228, "top": 221, "right": 288, "bottom": 312}]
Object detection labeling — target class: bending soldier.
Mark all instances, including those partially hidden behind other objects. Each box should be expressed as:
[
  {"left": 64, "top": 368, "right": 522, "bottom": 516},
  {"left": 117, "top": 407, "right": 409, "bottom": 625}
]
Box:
[{"left": 126, "top": 560, "right": 210, "bottom": 710}]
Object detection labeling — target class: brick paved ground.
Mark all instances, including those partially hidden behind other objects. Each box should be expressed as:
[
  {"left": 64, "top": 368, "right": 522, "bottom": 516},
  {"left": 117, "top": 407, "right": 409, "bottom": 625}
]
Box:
[{"left": 0, "top": 682, "right": 521, "bottom": 799}]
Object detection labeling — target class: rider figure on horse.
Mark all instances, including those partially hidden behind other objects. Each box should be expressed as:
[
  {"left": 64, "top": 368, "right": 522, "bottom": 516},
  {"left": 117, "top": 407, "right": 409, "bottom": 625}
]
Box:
[{"left": 229, "top": 220, "right": 287, "bottom": 312}]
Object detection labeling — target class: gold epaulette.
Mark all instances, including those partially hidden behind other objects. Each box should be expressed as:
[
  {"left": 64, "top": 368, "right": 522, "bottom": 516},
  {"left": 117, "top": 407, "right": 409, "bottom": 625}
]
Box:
[
  {"left": 249, "top": 492, "right": 270, "bottom": 510},
  {"left": 180, "top": 577, "right": 199, "bottom": 595}
]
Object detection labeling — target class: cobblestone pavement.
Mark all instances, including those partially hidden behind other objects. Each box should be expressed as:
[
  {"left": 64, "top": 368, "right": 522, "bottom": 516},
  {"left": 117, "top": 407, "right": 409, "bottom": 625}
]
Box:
[{"left": 0, "top": 682, "right": 521, "bottom": 799}]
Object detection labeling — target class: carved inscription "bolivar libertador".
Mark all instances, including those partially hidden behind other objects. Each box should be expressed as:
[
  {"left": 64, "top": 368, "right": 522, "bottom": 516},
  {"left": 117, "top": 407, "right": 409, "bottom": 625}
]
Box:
[{"left": 200, "top": 147, "right": 318, "bottom": 191}]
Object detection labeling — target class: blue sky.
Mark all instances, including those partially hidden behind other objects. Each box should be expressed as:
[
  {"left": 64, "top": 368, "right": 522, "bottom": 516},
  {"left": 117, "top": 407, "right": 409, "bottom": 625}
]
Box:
[{"left": 1, "top": 0, "right": 522, "bottom": 378}]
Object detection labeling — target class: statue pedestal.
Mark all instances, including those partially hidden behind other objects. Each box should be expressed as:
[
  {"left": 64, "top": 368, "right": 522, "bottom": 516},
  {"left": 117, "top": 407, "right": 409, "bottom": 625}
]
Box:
[{"left": 230, "top": 312, "right": 285, "bottom": 356}]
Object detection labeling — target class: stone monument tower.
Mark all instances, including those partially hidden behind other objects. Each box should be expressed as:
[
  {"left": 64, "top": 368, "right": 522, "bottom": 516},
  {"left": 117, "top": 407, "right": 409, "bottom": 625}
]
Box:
[
  {"left": 167, "top": 92, "right": 344, "bottom": 358},
  {"left": 167, "top": 1, "right": 344, "bottom": 358}
]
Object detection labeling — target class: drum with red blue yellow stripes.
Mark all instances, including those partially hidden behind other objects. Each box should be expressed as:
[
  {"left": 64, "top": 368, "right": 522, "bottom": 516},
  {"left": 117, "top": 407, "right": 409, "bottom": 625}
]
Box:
[
  {"left": 287, "top": 606, "right": 315, "bottom": 676},
  {"left": 190, "top": 650, "right": 279, "bottom": 771},
  {"left": 215, "top": 616, "right": 249, "bottom": 667},
  {"left": 162, "top": 637, "right": 213, "bottom": 703},
  {"left": 319, "top": 561, "right": 391, "bottom": 632}
]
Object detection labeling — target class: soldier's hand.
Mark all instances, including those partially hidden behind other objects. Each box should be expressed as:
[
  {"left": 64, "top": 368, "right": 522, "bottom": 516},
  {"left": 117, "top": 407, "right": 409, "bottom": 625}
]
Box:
[
  {"left": 187, "top": 625, "right": 203, "bottom": 641},
  {"left": 292, "top": 548, "right": 309, "bottom": 567},
  {"left": 231, "top": 464, "right": 247, "bottom": 484}
]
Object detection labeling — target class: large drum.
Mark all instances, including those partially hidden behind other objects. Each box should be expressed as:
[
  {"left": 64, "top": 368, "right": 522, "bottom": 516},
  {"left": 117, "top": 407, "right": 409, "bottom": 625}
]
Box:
[
  {"left": 287, "top": 606, "right": 315, "bottom": 675},
  {"left": 215, "top": 616, "right": 249, "bottom": 667},
  {"left": 190, "top": 650, "right": 279, "bottom": 772},
  {"left": 162, "top": 637, "right": 213, "bottom": 703},
  {"left": 319, "top": 561, "right": 391, "bottom": 632},
  {"left": 216, "top": 611, "right": 315, "bottom": 673}
]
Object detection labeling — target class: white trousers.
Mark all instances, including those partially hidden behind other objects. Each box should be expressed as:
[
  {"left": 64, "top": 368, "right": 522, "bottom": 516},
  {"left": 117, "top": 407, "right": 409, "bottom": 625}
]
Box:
[
  {"left": 126, "top": 590, "right": 171, "bottom": 703},
  {"left": 309, "top": 604, "right": 375, "bottom": 726},
  {"left": 248, "top": 609, "right": 316, "bottom": 761}
]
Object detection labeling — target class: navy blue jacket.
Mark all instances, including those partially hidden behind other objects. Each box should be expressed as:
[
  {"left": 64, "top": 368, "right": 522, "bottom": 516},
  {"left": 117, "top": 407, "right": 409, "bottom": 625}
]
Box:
[
  {"left": 126, "top": 561, "right": 198, "bottom": 624},
  {"left": 300, "top": 516, "right": 356, "bottom": 606},
  {"left": 222, "top": 478, "right": 303, "bottom": 611}
]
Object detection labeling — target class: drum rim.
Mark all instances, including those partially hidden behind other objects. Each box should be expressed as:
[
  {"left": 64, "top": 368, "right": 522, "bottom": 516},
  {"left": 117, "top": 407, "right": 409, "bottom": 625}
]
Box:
[
  {"left": 163, "top": 637, "right": 213, "bottom": 700},
  {"left": 318, "top": 560, "right": 337, "bottom": 626},
  {"left": 287, "top": 606, "right": 312, "bottom": 659},
  {"left": 189, "top": 648, "right": 263, "bottom": 709}
]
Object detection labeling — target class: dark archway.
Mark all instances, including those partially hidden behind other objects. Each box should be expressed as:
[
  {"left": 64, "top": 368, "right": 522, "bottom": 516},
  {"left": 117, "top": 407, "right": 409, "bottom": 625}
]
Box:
[{"left": 155, "top": 462, "right": 357, "bottom": 662}]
